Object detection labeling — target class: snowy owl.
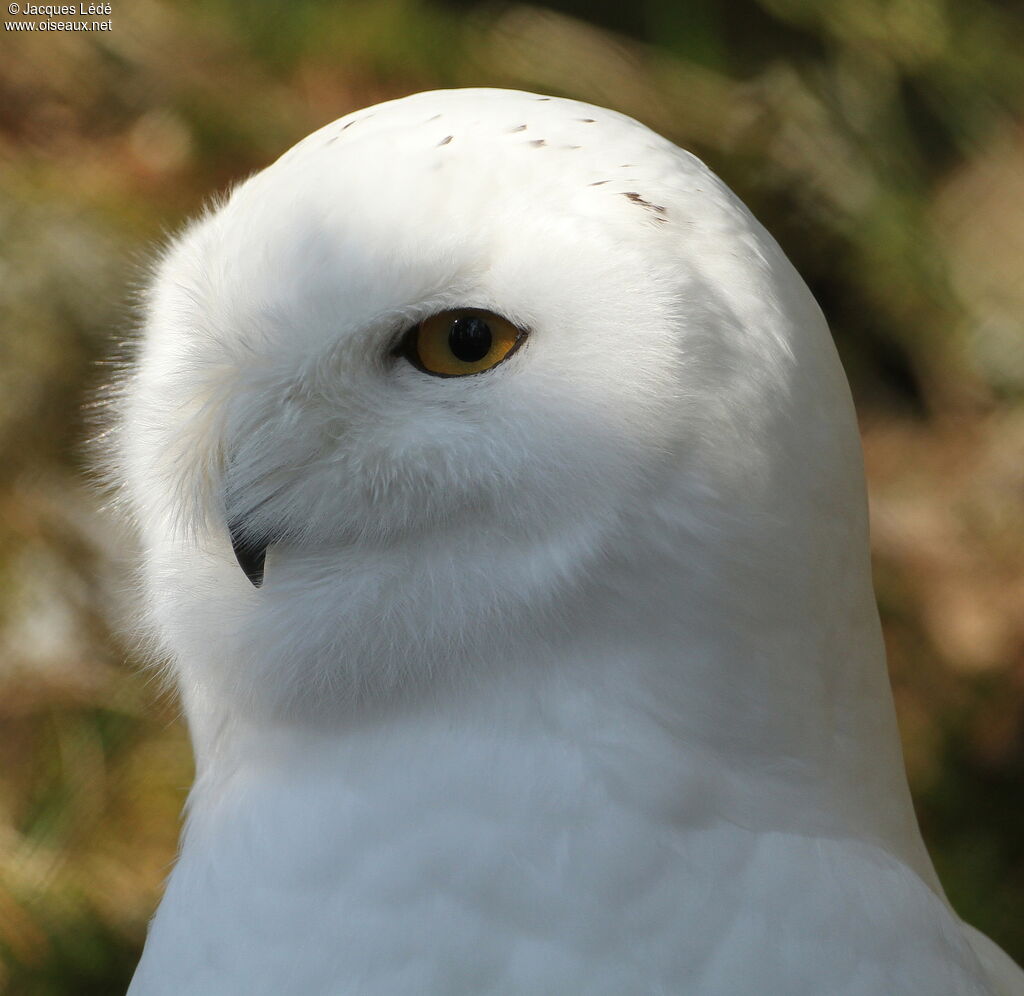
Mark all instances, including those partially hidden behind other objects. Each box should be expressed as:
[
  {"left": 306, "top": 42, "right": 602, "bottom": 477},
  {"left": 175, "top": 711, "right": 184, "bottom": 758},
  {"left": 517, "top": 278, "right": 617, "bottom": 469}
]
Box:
[{"left": 113, "top": 88, "right": 1023, "bottom": 994}]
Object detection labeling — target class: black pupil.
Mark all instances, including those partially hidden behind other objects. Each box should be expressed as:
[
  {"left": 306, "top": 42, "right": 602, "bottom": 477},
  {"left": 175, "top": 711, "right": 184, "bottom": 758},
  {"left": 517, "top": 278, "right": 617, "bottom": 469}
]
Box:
[{"left": 448, "top": 316, "right": 493, "bottom": 363}]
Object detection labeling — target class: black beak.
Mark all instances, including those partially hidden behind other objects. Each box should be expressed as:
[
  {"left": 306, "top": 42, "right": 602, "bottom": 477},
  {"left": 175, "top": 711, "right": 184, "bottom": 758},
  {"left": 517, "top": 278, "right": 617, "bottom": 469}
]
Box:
[{"left": 228, "top": 519, "right": 268, "bottom": 587}]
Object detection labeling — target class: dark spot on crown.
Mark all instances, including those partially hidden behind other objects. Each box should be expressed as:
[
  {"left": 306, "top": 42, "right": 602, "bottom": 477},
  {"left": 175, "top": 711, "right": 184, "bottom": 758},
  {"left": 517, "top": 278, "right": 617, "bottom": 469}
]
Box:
[
  {"left": 328, "top": 118, "right": 360, "bottom": 143},
  {"left": 623, "top": 191, "right": 668, "bottom": 216},
  {"left": 437, "top": 135, "right": 454, "bottom": 146}
]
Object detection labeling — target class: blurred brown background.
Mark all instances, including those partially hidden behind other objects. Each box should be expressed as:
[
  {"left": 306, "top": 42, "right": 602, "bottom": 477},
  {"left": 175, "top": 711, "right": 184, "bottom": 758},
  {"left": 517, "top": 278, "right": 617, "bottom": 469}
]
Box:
[{"left": 1, "top": 0, "right": 1022, "bottom": 991}]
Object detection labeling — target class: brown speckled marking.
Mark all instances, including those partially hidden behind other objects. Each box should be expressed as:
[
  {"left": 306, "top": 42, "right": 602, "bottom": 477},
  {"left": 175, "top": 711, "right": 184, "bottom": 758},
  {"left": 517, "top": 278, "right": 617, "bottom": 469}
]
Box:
[
  {"left": 590, "top": 180, "right": 610, "bottom": 186},
  {"left": 529, "top": 139, "right": 547, "bottom": 147},
  {"left": 437, "top": 135, "right": 454, "bottom": 146},
  {"left": 509, "top": 124, "right": 528, "bottom": 133},
  {"left": 536, "top": 97, "right": 551, "bottom": 101},
  {"left": 327, "top": 119, "right": 357, "bottom": 145},
  {"left": 579, "top": 118, "right": 595, "bottom": 123},
  {"left": 623, "top": 191, "right": 668, "bottom": 216},
  {"left": 428, "top": 114, "right": 442, "bottom": 122}
]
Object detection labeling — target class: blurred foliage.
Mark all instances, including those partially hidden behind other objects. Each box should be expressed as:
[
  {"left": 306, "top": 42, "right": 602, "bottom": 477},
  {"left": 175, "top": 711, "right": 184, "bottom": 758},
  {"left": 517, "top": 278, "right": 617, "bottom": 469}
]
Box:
[{"left": 0, "top": 0, "right": 1022, "bottom": 991}]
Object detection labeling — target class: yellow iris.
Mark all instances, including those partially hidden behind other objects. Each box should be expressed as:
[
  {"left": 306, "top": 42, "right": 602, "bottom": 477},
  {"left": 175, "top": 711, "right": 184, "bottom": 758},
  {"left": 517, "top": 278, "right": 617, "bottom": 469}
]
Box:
[{"left": 407, "top": 309, "right": 526, "bottom": 377}]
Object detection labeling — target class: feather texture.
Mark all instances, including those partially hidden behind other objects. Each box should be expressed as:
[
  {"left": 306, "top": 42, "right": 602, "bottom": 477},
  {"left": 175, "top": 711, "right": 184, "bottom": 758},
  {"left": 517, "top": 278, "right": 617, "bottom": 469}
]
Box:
[{"left": 112, "top": 88, "right": 1022, "bottom": 994}]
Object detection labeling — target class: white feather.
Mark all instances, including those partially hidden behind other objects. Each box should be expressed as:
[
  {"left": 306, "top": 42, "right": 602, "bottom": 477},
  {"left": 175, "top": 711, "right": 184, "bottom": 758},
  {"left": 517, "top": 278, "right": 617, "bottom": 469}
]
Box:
[{"left": 111, "top": 88, "right": 1022, "bottom": 994}]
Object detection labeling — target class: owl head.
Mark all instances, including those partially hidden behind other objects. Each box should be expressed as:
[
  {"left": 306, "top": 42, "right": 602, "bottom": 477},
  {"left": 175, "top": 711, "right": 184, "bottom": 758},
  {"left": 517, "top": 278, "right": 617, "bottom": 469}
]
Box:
[{"left": 111, "top": 89, "right": 868, "bottom": 733}]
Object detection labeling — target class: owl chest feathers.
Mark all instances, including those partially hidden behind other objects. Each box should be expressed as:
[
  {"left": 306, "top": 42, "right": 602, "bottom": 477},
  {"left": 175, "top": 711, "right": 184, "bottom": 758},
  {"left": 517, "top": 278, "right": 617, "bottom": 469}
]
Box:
[{"left": 128, "top": 672, "right": 991, "bottom": 995}]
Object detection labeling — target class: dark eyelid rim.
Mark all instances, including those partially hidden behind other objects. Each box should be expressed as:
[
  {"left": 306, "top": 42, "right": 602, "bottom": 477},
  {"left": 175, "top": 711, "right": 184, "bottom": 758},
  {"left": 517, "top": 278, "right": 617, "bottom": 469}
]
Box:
[{"left": 391, "top": 309, "right": 529, "bottom": 378}]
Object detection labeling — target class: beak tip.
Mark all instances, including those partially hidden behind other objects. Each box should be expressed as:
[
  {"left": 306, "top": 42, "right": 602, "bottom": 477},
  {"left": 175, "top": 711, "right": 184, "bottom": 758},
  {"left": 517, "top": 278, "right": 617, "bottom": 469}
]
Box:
[{"left": 228, "top": 519, "right": 269, "bottom": 588}]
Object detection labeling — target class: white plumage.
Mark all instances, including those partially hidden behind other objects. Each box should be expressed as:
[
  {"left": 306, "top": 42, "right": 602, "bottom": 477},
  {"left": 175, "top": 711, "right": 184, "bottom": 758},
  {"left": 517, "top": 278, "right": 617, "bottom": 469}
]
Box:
[{"left": 116, "top": 88, "right": 1023, "bottom": 994}]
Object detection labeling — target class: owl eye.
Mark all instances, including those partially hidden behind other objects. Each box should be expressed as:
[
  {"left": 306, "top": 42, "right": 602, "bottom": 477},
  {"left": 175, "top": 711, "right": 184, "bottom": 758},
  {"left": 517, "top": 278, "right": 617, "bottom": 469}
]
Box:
[{"left": 400, "top": 309, "right": 527, "bottom": 377}]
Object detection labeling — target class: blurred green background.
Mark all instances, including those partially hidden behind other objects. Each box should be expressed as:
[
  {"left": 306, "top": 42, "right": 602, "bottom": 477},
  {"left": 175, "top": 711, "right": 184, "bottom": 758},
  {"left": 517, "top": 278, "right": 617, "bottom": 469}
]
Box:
[{"left": 1, "top": 0, "right": 1022, "bottom": 991}]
